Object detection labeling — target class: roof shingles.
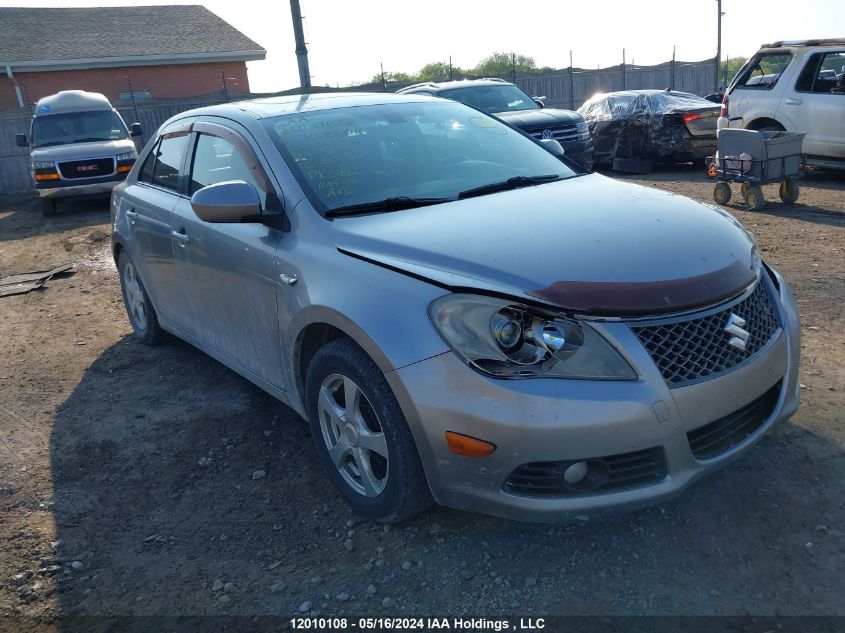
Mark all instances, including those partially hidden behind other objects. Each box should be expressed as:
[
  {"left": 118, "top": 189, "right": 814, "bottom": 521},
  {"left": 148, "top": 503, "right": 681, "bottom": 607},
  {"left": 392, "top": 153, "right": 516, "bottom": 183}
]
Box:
[{"left": 0, "top": 5, "right": 264, "bottom": 64}]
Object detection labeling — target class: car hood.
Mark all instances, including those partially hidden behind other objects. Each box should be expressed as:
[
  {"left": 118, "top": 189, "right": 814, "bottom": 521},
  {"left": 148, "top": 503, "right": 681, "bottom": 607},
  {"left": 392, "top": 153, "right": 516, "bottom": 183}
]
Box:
[
  {"left": 31, "top": 138, "right": 136, "bottom": 162},
  {"left": 495, "top": 108, "right": 582, "bottom": 128},
  {"left": 333, "top": 174, "right": 759, "bottom": 316}
]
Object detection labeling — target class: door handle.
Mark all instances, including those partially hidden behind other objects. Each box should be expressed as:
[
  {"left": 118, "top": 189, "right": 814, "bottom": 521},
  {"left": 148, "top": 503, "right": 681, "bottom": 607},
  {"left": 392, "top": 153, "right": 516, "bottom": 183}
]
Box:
[
  {"left": 784, "top": 98, "right": 802, "bottom": 106},
  {"left": 279, "top": 273, "right": 298, "bottom": 286},
  {"left": 126, "top": 209, "right": 138, "bottom": 225},
  {"left": 171, "top": 229, "right": 190, "bottom": 246}
]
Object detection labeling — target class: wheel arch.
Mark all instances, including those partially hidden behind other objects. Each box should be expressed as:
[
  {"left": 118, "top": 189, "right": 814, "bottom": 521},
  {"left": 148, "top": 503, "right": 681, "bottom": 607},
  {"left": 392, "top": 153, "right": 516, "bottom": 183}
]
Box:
[
  {"left": 289, "top": 307, "right": 400, "bottom": 414},
  {"left": 745, "top": 116, "right": 786, "bottom": 131}
]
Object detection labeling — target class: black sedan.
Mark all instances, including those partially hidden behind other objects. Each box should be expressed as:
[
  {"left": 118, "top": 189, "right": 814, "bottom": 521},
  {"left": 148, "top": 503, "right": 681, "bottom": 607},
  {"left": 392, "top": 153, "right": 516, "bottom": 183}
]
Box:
[{"left": 578, "top": 90, "right": 719, "bottom": 173}]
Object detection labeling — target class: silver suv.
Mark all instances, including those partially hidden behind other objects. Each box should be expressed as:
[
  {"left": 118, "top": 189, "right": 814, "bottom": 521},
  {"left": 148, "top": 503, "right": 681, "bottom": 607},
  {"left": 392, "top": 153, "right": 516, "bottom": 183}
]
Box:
[
  {"left": 718, "top": 39, "right": 845, "bottom": 168},
  {"left": 111, "top": 93, "right": 800, "bottom": 523}
]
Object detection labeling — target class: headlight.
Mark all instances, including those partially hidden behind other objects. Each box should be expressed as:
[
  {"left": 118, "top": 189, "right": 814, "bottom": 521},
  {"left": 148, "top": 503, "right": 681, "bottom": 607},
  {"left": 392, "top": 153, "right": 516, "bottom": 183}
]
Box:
[
  {"left": 429, "top": 294, "right": 637, "bottom": 379},
  {"left": 116, "top": 151, "right": 137, "bottom": 161},
  {"left": 575, "top": 121, "right": 589, "bottom": 134},
  {"left": 32, "top": 160, "right": 54, "bottom": 170}
]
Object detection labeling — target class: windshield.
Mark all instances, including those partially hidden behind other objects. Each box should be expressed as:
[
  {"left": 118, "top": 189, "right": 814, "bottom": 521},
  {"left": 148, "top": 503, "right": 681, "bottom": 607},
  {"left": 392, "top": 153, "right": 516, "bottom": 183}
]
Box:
[
  {"left": 262, "top": 101, "right": 578, "bottom": 214},
  {"left": 31, "top": 110, "right": 129, "bottom": 148},
  {"left": 437, "top": 84, "right": 539, "bottom": 113}
]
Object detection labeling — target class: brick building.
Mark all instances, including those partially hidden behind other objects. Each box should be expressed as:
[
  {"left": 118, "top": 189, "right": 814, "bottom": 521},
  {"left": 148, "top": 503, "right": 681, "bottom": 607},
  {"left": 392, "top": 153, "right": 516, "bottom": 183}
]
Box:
[{"left": 0, "top": 5, "right": 265, "bottom": 110}]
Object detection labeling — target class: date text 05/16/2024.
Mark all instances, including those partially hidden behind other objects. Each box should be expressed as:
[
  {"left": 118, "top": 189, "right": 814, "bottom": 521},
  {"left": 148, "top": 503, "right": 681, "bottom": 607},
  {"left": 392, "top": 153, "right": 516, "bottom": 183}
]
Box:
[{"left": 290, "top": 617, "right": 547, "bottom": 630}]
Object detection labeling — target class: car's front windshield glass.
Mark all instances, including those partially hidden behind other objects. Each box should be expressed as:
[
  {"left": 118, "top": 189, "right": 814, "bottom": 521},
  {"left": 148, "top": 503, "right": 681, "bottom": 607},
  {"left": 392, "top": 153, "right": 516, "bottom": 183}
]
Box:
[
  {"left": 438, "top": 84, "right": 539, "bottom": 113},
  {"left": 31, "top": 110, "right": 129, "bottom": 148},
  {"left": 263, "top": 100, "right": 577, "bottom": 214}
]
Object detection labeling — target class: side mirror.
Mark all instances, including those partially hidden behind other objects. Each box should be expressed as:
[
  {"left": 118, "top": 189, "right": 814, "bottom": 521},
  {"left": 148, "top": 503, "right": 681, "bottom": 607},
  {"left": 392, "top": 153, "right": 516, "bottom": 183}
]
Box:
[
  {"left": 190, "top": 180, "right": 261, "bottom": 223},
  {"left": 539, "top": 138, "right": 565, "bottom": 156},
  {"left": 130, "top": 123, "right": 143, "bottom": 137},
  {"left": 533, "top": 99, "right": 545, "bottom": 108},
  {"left": 15, "top": 133, "right": 28, "bottom": 147}
]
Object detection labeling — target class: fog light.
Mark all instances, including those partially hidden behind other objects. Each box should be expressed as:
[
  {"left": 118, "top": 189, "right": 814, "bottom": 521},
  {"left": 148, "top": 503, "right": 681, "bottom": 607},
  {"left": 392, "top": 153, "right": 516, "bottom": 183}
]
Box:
[{"left": 563, "top": 461, "right": 588, "bottom": 484}]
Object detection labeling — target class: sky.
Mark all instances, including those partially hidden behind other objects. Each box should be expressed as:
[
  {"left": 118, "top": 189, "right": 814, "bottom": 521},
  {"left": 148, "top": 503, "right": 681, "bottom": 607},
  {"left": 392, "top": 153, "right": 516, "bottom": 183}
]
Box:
[{"left": 4, "top": 0, "right": 844, "bottom": 92}]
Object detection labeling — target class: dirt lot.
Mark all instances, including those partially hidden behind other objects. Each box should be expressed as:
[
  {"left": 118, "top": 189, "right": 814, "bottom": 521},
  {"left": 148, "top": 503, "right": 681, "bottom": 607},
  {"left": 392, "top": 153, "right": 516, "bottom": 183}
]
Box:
[{"left": 1, "top": 168, "right": 844, "bottom": 629}]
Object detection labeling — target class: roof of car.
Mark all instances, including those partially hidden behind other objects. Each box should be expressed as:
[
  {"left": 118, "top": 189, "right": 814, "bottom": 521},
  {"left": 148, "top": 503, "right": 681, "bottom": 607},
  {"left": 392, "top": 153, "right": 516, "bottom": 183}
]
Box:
[
  {"left": 180, "top": 92, "right": 437, "bottom": 120},
  {"left": 761, "top": 38, "right": 845, "bottom": 48},
  {"left": 583, "top": 90, "right": 702, "bottom": 103},
  {"left": 34, "top": 90, "right": 113, "bottom": 116},
  {"left": 396, "top": 78, "right": 514, "bottom": 93}
]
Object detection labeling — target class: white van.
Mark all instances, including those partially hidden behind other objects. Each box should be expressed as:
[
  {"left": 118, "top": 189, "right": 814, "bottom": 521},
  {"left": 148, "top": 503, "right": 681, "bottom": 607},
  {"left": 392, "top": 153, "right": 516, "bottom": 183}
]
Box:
[
  {"left": 15, "top": 90, "right": 143, "bottom": 215},
  {"left": 717, "top": 39, "right": 845, "bottom": 169}
]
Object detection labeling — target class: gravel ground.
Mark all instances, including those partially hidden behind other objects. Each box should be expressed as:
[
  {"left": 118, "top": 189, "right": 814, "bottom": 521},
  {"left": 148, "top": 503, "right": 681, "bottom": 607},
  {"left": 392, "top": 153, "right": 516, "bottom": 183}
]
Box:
[{"left": 0, "top": 166, "right": 843, "bottom": 627}]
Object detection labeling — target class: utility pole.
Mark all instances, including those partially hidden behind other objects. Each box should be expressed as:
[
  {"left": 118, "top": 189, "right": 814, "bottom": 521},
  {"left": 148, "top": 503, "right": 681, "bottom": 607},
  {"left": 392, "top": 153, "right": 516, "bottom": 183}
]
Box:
[
  {"left": 622, "top": 48, "right": 626, "bottom": 90},
  {"left": 568, "top": 50, "right": 575, "bottom": 110},
  {"left": 381, "top": 62, "right": 387, "bottom": 92},
  {"left": 289, "top": 0, "right": 311, "bottom": 93},
  {"left": 671, "top": 45, "right": 676, "bottom": 90},
  {"left": 716, "top": 0, "right": 724, "bottom": 92},
  {"left": 449, "top": 56, "right": 453, "bottom": 81}
]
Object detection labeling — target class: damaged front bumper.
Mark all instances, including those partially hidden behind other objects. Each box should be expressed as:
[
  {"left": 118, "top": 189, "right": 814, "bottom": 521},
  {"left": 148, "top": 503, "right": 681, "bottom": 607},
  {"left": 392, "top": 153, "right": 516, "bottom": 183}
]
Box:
[{"left": 385, "top": 268, "right": 800, "bottom": 522}]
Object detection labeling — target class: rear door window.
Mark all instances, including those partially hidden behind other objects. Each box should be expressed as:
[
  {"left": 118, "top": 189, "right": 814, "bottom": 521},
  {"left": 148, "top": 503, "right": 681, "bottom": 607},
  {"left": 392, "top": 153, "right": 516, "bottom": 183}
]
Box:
[
  {"left": 795, "top": 51, "right": 845, "bottom": 94},
  {"left": 138, "top": 140, "right": 158, "bottom": 183},
  {"left": 735, "top": 52, "right": 793, "bottom": 89},
  {"left": 151, "top": 134, "right": 189, "bottom": 191}
]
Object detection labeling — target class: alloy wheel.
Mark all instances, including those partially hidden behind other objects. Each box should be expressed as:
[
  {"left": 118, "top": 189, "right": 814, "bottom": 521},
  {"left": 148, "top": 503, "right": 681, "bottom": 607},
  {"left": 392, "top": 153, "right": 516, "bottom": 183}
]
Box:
[
  {"left": 122, "top": 261, "right": 148, "bottom": 331},
  {"left": 317, "top": 373, "right": 389, "bottom": 497}
]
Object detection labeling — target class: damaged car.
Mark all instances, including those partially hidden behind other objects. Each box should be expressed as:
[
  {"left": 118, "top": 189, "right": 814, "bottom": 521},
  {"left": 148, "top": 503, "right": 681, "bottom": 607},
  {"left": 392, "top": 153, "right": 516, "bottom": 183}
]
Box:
[
  {"left": 111, "top": 93, "right": 800, "bottom": 523},
  {"left": 578, "top": 89, "right": 720, "bottom": 173}
]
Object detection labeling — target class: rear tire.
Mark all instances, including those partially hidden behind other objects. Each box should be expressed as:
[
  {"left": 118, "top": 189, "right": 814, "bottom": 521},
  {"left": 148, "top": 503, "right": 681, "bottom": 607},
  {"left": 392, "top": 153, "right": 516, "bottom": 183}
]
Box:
[
  {"left": 779, "top": 179, "right": 800, "bottom": 204},
  {"left": 40, "top": 198, "right": 57, "bottom": 217},
  {"left": 117, "top": 251, "right": 170, "bottom": 345},
  {"left": 305, "top": 338, "right": 432, "bottom": 523},
  {"left": 612, "top": 157, "right": 653, "bottom": 174},
  {"left": 713, "top": 182, "right": 732, "bottom": 205},
  {"left": 743, "top": 185, "right": 765, "bottom": 210}
]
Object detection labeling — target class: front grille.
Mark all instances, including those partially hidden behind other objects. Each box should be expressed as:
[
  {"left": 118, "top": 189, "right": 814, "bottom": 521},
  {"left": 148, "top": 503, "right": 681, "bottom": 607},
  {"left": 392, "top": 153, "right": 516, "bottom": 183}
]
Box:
[
  {"left": 58, "top": 157, "right": 115, "bottom": 179},
  {"left": 687, "top": 381, "right": 781, "bottom": 460},
  {"left": 526, "top": 124, "right": 583, "bottom": 143},
  {"left": 503, "top": 447, "right": 667, "bottom": 497},
  {"left": 632, "top": 280, "right": 781, "bottom": 386}
]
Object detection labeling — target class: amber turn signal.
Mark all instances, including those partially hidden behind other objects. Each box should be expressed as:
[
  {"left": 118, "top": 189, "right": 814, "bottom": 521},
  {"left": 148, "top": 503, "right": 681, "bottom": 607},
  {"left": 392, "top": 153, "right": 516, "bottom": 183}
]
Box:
[
  {"left": 117, "top": 164, "right": 133, "bottom": 173},
  {"left": 34, "top": 172, "right": 60, "bottom": 181},
  {"left": 445, "top": 431, "right": 496, "bottom": 458}
]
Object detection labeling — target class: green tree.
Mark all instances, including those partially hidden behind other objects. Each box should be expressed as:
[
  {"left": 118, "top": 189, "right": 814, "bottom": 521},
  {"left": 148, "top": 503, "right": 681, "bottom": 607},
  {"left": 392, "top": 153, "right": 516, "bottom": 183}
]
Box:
[
  {"left": 473, "top": 52, "right": 538, "bottom": 77},
  {"left": 416, "top": 61, "right": 455, "bottom": 82},
  {"left": 369, "top": 70, "right": 414, "bottom": 84},
  {"left": 720, "top": 56, "right": 747, "bottom": 86}
]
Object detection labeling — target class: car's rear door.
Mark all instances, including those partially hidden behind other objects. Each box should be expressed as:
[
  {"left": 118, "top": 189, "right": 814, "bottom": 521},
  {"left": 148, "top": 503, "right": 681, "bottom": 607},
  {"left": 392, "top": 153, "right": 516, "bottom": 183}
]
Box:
[
  {"left": 787, "top": 50, "right": 845, "bottom": 159},
  {"left": 117, "top": 123, "right": 191, "bottom": 321},
  {"left": 169, "top": 120, "right": 287, "bottom": 388}
]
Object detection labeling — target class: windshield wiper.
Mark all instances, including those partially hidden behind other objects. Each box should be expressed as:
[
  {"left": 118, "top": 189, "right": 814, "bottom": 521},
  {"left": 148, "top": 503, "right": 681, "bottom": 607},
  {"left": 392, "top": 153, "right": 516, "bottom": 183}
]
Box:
[
  {"left": 458, "top": 174, "right": 563, "bottom": 200},
  {"left": 325, "top": 196, "right": 452, "bottom": 218},
  {"left": 75, "top": 137, "right": 116, "bottom": 143}
]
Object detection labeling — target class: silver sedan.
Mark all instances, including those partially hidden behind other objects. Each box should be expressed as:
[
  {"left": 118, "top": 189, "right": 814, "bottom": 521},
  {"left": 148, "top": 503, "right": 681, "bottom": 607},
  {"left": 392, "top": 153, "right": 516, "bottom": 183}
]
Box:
[{"left": 110, "top": 93, "right": 800, "bottom": 523}]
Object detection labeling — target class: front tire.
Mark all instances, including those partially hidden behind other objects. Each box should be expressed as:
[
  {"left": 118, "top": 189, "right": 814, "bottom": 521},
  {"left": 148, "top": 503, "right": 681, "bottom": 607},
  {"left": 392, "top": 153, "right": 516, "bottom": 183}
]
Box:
[
  {"left": 40, "top": 198, "right": 57, "bottom": 217},
  {"left": 713, "top": 182, "right": 732, "bottom": 205},
  {"left": 117, "top": 251, "right": 169, "bottom": 345},
  {"left": 305, "top": 338, "right": 432, "bottom": 523},
  {"left": 743, "top": 185, "right": 765, "bottom": 210}
]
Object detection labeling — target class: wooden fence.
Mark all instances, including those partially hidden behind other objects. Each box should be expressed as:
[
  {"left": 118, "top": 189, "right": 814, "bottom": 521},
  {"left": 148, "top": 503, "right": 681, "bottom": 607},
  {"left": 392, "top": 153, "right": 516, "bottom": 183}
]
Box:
[{"left": 0, "top": 58, "right": 715, "bottom": 196}]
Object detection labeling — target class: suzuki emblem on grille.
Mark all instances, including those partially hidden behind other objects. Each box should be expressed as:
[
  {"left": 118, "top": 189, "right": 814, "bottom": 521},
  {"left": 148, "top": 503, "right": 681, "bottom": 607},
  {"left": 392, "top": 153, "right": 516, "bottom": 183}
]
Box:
[
  {"left": 724, "top": 312, "right": 750, "bottom": 351},
  {"left": 541, "top": 130, "right": 553, "bottom": 140}
]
